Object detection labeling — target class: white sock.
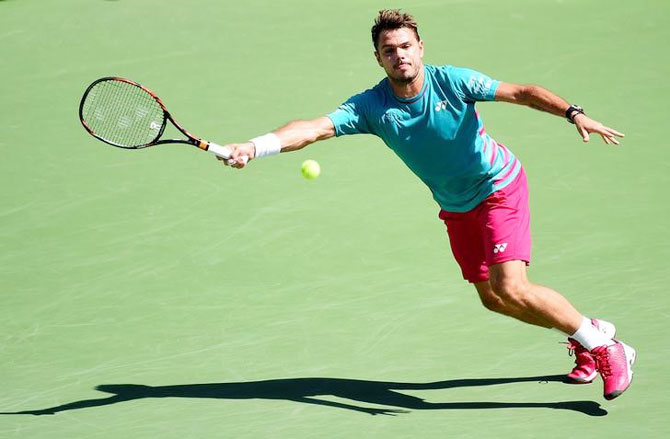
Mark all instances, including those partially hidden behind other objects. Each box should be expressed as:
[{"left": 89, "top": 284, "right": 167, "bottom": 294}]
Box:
[{"left": 570, "top": 316, "right": 615, "bottom": 351}]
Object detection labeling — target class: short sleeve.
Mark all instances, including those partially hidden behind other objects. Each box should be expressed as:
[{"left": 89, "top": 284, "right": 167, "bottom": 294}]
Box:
[
  {"left": 326, "top": 92, "right": 372, "bottom": 136},
  {"left": 448, "top": 67, "right": 500, "bottom": 103}
]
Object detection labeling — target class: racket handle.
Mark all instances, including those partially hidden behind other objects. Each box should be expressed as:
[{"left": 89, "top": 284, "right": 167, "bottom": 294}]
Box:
[
  {"left": 207, "top": 142, "right": 231, "bottom": 158},
  {"left": 207, "top": 142, "right": 249, "bottom": 165}
]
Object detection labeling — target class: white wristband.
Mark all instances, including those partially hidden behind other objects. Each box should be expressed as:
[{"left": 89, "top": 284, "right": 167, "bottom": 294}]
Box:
[{"left": 249, "top": 133, "right": 281, "bottom": 159}]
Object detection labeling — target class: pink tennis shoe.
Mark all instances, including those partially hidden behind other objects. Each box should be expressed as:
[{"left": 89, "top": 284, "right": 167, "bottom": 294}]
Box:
[
  {"left": 565, "top": 318, "right": 636, "bottom": 399},
  {"left": 566, "top": 319, "right": 616, "bottom": 383},
  {"left": 592, "top": 341, "right": 637, "bottom": 400}
]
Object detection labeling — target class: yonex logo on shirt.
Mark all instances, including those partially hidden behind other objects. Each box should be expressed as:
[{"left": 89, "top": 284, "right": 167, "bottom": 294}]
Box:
[
  {"left": 435, "top": 99, "right": 449, "bottom": 112},
  {"left": 326, "top": 64, "right": 509, "bottom": 212},
  {"left": 493, "top": 243, "right": 508, "bottom": 254}
]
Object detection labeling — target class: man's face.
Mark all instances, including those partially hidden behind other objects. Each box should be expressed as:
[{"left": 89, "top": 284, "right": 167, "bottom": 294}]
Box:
[{"left": 374, "top": 27, "right": 424, "bottom": 83}]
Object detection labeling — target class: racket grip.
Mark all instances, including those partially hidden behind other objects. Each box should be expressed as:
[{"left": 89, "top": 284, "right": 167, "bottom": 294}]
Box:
[
  {"left": 207, "top": 142, "right": 231, "bottom": 159},
  {"left": 208, "top": 142, "right": 249, "bottom": 165}
]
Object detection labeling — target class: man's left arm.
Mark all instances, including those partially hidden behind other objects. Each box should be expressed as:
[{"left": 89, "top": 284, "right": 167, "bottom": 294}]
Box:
[{"left": 494, "top": 82, "right": 625, "bottom": 145}]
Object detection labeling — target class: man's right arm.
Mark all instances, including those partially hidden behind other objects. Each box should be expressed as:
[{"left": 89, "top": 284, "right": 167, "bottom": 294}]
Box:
[{"left": 222, "top": 116, "right": 336, "bottom": 168}]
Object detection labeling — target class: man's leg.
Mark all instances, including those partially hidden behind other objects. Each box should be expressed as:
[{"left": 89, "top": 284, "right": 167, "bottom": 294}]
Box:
[
  {"left": 440, "top": 167, "right": 634, "bottom": 398},
  {"left": 472, "top": 259, "right": 636, "bottom": 399},
  {"left": 474, "top": 280, "right": 546, "bottom": 327},
  {"left": 473, "top": 260, "right": 581, "bottom": 333}
]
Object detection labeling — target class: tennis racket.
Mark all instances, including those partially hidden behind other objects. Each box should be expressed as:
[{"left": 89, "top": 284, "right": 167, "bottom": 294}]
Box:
[{"left": 79, "top": 77, "right": 245, "bottom": 163}]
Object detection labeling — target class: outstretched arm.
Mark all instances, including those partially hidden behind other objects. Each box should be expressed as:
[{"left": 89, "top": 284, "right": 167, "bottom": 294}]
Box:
[
  {"left": 221, "top": 116, "right": 336, "bottom": 168},
  {"left": 494, "top": 82, "right": 624, "bottom": 145}
]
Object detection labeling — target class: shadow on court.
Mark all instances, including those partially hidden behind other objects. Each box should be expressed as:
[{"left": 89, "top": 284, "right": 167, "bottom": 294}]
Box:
[{"left": 0, "top": 374, "right": 607, "bottom": 417}]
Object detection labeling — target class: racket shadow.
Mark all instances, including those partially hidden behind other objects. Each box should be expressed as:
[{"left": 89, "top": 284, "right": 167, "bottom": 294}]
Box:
[{"left": 0, "top": 374, "right": 607, "bottom": 417}]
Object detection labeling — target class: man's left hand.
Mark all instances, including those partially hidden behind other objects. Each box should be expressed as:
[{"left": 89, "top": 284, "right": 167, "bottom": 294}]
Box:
[{"left": 573, "top": 114, "right": 625, "bottom": 145}]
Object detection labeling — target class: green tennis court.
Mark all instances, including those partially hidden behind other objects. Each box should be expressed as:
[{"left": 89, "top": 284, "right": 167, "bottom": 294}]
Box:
[{"left": 1, "top": 0, "right": 668, "bottom": 437}]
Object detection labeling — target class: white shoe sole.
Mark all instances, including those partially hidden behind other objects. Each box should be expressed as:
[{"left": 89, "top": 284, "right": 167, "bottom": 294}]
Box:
[
  {"left": 569, "top": 370, "right": 598, "bottom": 383},
  {"left": 621, "top": 341, "right": 637, "bottom": 381}
]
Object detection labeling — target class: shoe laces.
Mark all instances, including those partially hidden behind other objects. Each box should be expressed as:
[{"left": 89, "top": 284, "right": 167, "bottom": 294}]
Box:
[
  {"left": 593, "top": 348, "right": 612, "bottom": 377},
  {"left": 564, "top": 339, "right": 581, "bottom": 357}
]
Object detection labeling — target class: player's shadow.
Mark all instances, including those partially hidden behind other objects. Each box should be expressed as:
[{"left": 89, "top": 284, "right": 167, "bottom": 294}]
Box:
[{"left": 0, "top": 374, "right": 607, "bottom": 417}]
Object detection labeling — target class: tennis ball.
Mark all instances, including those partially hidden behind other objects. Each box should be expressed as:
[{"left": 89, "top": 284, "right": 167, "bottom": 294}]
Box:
[{"left": 301, "top": 159, "right": 321, "bottom": 180}]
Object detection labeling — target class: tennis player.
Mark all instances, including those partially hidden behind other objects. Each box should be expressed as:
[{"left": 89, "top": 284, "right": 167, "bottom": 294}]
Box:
[{"left": 221, "top": 9, "right": 635, "bottom": 400}]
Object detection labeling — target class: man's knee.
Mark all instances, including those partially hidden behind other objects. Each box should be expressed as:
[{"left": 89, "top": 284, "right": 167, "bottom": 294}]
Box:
[
  {"left": 479, "top": 292, "right": 507, "bottom": 313},
  {"left": 474, "top": 282, "right": 508, "bottom": 313},
  {"left": 489, "top": 276, "right": 531, "bottom": 307}
]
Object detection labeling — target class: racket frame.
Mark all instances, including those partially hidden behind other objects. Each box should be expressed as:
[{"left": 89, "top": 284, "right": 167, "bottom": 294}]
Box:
[{"left": 79, "top": 76, "right": 229, "bottom": 157}]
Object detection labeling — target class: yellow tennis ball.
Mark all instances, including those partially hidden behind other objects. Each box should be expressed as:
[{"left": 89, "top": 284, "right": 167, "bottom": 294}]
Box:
[{"left": 301, "top": 159, "right": 321, "bottom": 180}]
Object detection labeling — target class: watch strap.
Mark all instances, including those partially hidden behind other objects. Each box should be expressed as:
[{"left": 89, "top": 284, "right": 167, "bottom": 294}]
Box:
[{"left": 566, "top": 105, "right": 585, "bottom": 124}]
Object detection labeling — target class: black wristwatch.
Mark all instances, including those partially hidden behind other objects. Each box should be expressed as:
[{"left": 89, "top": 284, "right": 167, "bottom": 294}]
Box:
[{"left": 565, "top": 105, "right": 585, "bottom": 124}]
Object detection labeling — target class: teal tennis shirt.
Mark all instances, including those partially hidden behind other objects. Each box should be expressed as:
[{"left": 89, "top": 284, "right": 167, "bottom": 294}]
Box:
[{"left": 326, "top": 64, "right": 521, "bottom": 213}]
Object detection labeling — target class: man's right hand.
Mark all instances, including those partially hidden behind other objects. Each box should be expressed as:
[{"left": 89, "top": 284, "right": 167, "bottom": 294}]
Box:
[{"left": 217, "top": 142, "right": 255, "bottom": 168}]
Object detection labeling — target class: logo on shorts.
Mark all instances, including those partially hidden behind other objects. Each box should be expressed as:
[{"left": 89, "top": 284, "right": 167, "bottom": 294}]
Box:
[{"left": 493, "top": 243, "right": 508, "bottom": 254}]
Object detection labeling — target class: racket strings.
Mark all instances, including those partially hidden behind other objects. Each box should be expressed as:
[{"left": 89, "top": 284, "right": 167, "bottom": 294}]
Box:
[{"left": 82, "top": 80, "right": 165, "bottom": 148}]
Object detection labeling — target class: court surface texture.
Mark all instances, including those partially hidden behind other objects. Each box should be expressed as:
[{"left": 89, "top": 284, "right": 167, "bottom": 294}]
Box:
[{"left": 1, "top": 0, "right": 668, "bottom": 438}]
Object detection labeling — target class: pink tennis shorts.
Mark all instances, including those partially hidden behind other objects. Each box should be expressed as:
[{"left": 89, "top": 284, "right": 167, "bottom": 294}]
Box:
[{"left": 438, "top": 168, "right": 531, "bottom": 283}]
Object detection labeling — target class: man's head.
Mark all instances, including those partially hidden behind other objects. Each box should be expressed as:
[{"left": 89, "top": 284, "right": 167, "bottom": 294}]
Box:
[{"left": 371, "top": 10, "right": 424, "bottom": 84}]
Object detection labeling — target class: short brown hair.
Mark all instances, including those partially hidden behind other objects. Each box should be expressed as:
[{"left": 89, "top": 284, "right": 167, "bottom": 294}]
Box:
[{"left": 371, "top": 9, "right": 420, "bottom": 50}]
